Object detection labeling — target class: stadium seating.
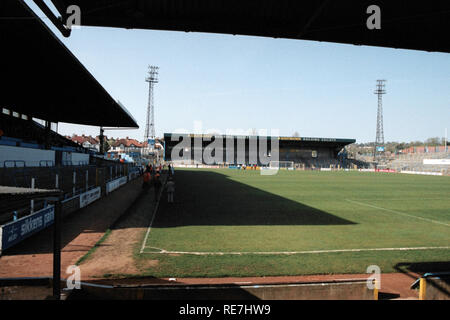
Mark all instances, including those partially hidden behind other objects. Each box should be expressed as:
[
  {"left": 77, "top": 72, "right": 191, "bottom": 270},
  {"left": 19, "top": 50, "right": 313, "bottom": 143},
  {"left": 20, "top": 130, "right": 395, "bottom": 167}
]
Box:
[
  {"left": 0, "top": 161, "right": 134, "bottom": 225},
  {"left": 0, "top": 113, "right": 141, "bottom": 225},
  {"left": 386, "top": 152, "right": 449, "bottom": 174},
  {"left": 0, "top": 113, "right": 85, "bottom": 152}
]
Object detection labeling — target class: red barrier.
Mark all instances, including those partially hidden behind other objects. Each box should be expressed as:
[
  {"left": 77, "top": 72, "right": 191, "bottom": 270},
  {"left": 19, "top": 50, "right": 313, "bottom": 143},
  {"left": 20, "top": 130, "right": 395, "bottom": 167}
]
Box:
[{"left": 375, "top": 169, "right": 396, "bottom": 173}]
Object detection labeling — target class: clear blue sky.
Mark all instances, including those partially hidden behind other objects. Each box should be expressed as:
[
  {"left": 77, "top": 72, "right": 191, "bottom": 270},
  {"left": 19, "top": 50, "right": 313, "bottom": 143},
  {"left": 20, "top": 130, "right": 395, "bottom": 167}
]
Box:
[{"left": 28, "top": 1, "right": 450, "bottom": 143}]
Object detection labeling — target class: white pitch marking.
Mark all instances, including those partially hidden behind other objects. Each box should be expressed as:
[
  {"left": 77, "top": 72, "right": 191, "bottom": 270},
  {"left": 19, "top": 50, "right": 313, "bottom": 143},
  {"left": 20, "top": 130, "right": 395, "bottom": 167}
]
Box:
[
  {"left": 140, "top": 246, "right": 450, "bottom": 256},
  {"left": 345, "top": 199, "right": 450, "bottom": 227},
  {"left": 139, "top": 177, "right": 167, "bottom": 254},
  {"left": 349, "top": 198, "right": 445, "bottom": 201}
]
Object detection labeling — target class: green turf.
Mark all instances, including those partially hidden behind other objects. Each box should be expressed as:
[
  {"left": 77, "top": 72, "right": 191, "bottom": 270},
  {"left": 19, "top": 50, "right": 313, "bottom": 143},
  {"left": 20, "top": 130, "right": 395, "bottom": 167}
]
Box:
[{"left": 136, "top": 169, "right": 450, "bottom": 277}]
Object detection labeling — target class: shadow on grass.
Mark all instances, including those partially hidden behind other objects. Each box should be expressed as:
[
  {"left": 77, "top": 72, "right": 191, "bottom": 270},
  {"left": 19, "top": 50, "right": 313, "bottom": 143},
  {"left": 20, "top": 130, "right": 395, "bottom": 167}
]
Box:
[
  {"left": 1, "top": 169, "right": 354, "bottom": 259},
  {"left": 153, "top": 169, "right": 355, "bottom": 227}
]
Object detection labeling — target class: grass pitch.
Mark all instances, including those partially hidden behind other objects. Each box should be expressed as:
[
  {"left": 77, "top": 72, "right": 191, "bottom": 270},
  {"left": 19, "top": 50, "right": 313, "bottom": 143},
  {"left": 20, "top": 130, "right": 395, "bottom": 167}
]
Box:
[{"left": 136, "top": 169, "right": 450, "bottom": 277}]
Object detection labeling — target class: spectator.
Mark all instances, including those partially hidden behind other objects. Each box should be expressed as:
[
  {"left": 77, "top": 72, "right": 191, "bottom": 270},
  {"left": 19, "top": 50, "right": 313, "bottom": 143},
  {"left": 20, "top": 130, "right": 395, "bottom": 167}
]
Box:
[
  {"left": 166, "top": 177, "right": 175, "bottom": 203},
  {"left": 143, "top": 169, "right": 151, "bottom": 190},
  {"left": 154, "top": 172, "right": 162, "bottom": 199}
]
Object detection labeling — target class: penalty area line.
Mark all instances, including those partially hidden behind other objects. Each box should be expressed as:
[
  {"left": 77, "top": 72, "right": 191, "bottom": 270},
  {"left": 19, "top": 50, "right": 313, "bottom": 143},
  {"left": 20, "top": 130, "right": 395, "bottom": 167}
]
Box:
[{"left": 140, "top": 246, "right": 450, "bottom": 256}]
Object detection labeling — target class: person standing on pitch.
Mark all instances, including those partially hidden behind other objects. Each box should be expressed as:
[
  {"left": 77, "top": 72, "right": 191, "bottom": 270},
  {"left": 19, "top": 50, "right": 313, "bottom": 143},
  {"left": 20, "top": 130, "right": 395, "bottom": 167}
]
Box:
[
  {"left": 166, "top": 177, "right": 175, "bottom": 203},
  {"left": 154, "top": 172, "right": 162, "bottom": 199},
  {"left": 143, "top": 168, "right": 151, "bottom": 190}
]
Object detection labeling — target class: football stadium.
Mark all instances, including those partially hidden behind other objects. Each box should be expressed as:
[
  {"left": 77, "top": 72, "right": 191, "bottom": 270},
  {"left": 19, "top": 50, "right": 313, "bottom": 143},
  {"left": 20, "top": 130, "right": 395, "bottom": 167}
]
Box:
[{"left": 0, "top": 0, "right": 449, "bottom": 303}]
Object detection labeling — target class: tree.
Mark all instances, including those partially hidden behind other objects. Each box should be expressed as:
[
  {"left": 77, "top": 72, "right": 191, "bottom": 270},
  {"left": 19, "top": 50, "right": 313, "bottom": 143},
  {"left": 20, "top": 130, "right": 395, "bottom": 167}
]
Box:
[
  {"left": 292, "top": 131, "right": 300, "bottom": 137},
  {"left": 425, "top": 137, "right": 440, "bottom": 146},
  {"left": 395, "top": 143, "right": 407, "bottom": 152}
]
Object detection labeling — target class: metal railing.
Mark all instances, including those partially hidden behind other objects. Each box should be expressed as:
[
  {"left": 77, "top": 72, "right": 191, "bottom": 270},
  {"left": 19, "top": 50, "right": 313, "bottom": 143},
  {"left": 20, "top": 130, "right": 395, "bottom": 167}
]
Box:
[{"left": 3, "top": 160, "right": 26, "bottom": 168}]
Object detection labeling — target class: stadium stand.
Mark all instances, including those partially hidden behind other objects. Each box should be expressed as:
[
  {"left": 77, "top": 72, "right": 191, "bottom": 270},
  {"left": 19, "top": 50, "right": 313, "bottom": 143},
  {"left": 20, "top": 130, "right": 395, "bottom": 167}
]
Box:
[
  {"left": 0, "top": 161, "right": 138, "bottom": 225},
  {"left": 1, "top": 0, "right": 138, "bottom": 128},
  {"left": 386, "top": 152, "right": 450, "bottom": 174},
  {"left": 346, "top": 158, "right": 372, "bottom": 169},
  {"left": 0, "top": 0, "right": 141, "bottom": 253},
  {"left": 0, "top": 112, "right": 85, "bottom": 153},
  {"left": 164, "top": 133, "right": 358, "bottom": 169},
  {"left": 0, "top": 108, "right": 142, "bottom": 226},
  {"left": 0, "top": 109, "right": 140, "bottom": 226}
]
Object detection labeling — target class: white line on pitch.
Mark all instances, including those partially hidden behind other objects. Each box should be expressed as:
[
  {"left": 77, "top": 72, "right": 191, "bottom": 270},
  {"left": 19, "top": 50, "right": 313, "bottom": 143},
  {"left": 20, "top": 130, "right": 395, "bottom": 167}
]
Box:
[
  {"left": 139, "top": 177, "right": 167, "bottom": 254},
  {"left": 345, "top": 199, "right": 450, "bottom": 227},
  {"left": 139, "top": 203, "right": 160, "bottom": 254},
  {"left": 348, "top": 198, "right": 445, "bottom": 201},
  {"left": 140, "top": 246, "right": 450, "bottom": 256}
]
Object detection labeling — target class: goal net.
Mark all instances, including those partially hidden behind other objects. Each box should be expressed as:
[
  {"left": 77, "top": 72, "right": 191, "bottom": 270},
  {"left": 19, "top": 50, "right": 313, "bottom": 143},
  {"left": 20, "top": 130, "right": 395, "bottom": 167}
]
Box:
[{"left": 269, "top": 161, "right": 294, "bottom": 169}]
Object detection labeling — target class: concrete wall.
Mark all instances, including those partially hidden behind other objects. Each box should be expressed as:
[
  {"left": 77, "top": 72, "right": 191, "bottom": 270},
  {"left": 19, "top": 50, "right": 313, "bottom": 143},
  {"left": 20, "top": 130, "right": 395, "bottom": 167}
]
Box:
[
  {"left": 0, "top": 145, "right": 55, "bottom": 167},
  {"left": 72, "top": 280, "right": 374, "bottom": 300},
  {"left": 62, "top": 152, "right": 89, "bottom": 165},
  {"left": 425, "top": 277, "right": 450, "bottom": 300}
]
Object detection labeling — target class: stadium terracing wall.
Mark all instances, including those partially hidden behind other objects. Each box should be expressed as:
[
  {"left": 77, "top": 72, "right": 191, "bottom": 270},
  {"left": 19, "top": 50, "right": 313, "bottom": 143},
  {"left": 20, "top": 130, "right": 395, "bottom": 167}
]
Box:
[{"left": 163, "top": 133, "right": 355, "bottom": 166}]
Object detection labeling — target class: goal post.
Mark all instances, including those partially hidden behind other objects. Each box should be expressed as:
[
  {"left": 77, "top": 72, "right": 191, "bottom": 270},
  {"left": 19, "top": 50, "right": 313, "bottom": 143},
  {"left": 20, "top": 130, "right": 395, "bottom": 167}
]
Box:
[{"left": 269, "top": 161, "right": 295, "bottom": 170}]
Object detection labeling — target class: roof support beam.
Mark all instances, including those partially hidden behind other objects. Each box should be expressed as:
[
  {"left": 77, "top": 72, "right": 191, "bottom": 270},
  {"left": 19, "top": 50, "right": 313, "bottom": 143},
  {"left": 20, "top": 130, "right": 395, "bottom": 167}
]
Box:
[{"left": 32, "top": 0, "right": 71, "bottom": 37}]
